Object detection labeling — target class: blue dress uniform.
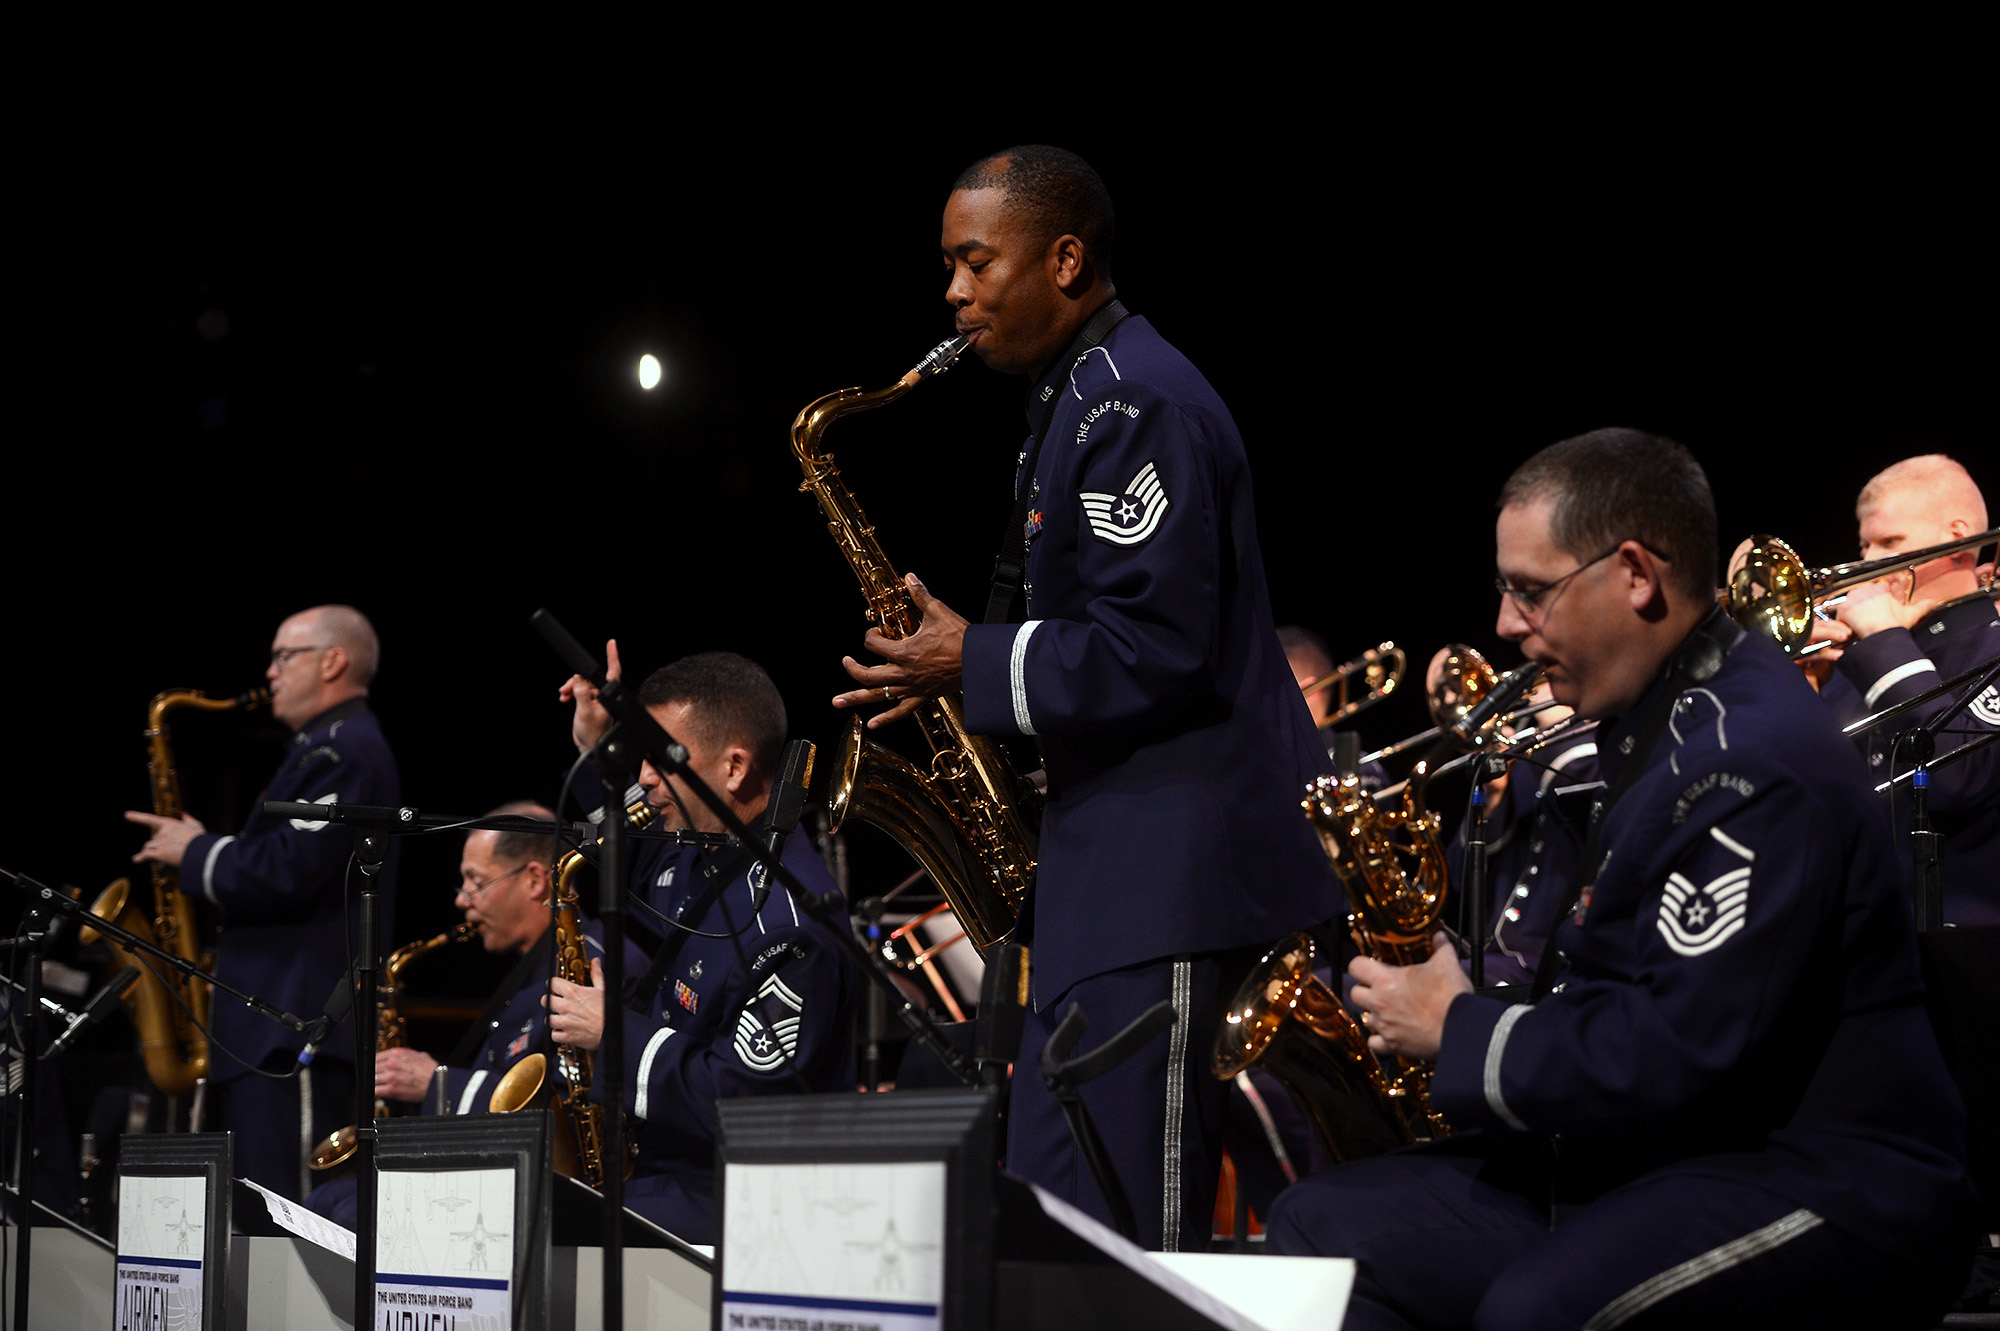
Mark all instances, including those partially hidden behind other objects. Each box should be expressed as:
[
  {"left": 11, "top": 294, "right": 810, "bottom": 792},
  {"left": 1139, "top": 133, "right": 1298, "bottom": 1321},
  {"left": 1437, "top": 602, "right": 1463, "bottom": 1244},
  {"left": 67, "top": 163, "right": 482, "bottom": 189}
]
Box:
[
  {"left": 1818, "top": 595, "right": 2000, "bottom": 924},
  {"left": 437, "top": 923, "right": 624, "bottom": 1116},
  {"left": 179, "top": 698, "right": 398, "bottom": 1202},
  {"left": 1267, "top": 623, "right": 1978, "bottom": 1329},
  {"left": 1449, "top": 734, "right": 1601, "bottom": 988},
  {"left": 601, "top": 829, "right": 857, "bottom": 1243},
  {"left": 958, "top": 314, "right": 1338, "bottom": 1251}
]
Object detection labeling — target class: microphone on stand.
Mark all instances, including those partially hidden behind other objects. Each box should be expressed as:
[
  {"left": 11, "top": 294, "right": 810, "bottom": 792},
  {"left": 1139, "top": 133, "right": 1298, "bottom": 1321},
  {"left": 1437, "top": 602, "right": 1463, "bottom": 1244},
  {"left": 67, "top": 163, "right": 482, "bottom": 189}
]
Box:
[{"left": 43, "top": 968, "right": 139, "bottom": 1061}]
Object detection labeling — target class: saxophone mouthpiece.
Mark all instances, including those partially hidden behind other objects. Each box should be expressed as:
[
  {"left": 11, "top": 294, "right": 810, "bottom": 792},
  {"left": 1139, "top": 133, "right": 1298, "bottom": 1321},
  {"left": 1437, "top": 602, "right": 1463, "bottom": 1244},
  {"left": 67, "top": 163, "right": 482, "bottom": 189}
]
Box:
[{"left": 907, "top": 335, "right": 969, "bottom": 384}]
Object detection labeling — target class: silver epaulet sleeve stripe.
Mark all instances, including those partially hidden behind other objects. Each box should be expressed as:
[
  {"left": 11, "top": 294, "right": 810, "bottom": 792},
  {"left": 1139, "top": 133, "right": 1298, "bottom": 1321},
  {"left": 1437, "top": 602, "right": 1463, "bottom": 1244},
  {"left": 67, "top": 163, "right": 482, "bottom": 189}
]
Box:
[
  {"left": 634, "top": 1027, "right": 676, "bottom": 1120},
  {"left": 1484, "top": 1004, "right": 1532, "bottom": 1131},
  {"left": 1010, "top": 621, "right": 1043, "bottom": 735},
  {"left": 458, "top": 1070, "right": 487, "bottom": 1116},
  {"left": 1864, "top": 658, "right": 1938, "bottom": 708},
  {"left": 202, "top": 836, "right": 235, "bottom": 904}
]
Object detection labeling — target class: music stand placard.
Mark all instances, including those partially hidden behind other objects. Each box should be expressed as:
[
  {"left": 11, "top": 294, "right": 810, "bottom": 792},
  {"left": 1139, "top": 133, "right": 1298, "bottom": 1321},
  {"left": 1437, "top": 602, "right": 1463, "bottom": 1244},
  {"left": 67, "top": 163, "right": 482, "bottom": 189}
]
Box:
[
  {"left": 116, "top": 1131, "right": 232, "bottom": 1331},
  {"left": 716, "top": 1088, "right": 996, "bottom": 1331},
  {"left": 374, "top": 1113, "right": 549, "bottom": 1331}
]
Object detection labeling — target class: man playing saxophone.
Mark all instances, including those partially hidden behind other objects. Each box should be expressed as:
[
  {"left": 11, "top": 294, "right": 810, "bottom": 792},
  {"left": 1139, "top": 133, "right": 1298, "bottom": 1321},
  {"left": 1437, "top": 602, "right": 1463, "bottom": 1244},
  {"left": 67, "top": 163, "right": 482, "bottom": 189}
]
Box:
[
  {"left": 832, "top": 146, "right": 1336, "bottom": 1251},
  {"left": 372, "top": 802, "right": 574, "bottom": 1115},
  {"left": 551, "top": 649, "right": 858, "bottom": 1243},
  {"left": 127, "top": 603, "right": 398, "bottom": 1203},
  {"left": 1265, "top": 429, "right": 1976, "bottom": 1328}
]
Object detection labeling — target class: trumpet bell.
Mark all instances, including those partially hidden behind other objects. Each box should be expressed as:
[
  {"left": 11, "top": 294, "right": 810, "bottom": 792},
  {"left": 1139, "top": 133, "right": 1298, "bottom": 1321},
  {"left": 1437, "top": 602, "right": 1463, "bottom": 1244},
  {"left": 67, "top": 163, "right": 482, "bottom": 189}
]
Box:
[{"left": 1727, "top": 536, "right": 1815, "bottom": 656}]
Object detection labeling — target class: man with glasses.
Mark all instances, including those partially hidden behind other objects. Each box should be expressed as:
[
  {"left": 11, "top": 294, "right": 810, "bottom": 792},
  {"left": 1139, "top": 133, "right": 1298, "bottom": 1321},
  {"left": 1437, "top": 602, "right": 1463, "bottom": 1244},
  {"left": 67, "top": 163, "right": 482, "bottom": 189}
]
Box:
[
  {"left": 1265, "top": 430, "right": 1975, "bottom": 1328},
  {"left": 127, "top": 604, "right": 399, "bottom": 1202},
  {"left": 371, "top": 802, "right": 576, "bottom": 1115}
]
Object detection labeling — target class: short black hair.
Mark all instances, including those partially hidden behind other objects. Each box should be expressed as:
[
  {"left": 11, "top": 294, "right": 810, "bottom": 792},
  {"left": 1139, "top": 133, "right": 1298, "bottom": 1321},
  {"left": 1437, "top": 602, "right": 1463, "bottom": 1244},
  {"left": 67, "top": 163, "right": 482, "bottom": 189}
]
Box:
[
  {"left": 486, "top": 800, "right": 556, "bottom": 868},
  {"left": 954, "top": 145, "right": 1116, "bottom": 272},
  {"left": 637, "top": 652, "right": 787, "bottom": 778},
  {"left": 1498, "top": 428, "right": 1717, "bottom": 601},
  {"left": 1275, "top": 625, "right": 1333, "bottom": 677}
]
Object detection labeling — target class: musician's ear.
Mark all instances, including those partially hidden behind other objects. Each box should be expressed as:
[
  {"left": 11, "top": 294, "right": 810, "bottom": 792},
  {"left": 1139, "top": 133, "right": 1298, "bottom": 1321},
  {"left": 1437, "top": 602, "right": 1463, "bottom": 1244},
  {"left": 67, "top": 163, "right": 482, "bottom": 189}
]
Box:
[{"left": 1050, "top": 233, "right": 1086, "bottom": 293}]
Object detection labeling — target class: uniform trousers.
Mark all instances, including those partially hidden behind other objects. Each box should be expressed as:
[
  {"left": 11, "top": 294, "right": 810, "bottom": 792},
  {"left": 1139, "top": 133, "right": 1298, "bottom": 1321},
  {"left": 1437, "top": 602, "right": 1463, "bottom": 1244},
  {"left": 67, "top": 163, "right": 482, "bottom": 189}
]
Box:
[
  {"left": 1265, "top": 1136, "right": 1972, "bottom": 1331},
  {"left": 211, "top": 1061, "right": 354, "bottom": 1204},
  {"left": 1006, "top": 946, "right": 1260, "bottom": 1252}
]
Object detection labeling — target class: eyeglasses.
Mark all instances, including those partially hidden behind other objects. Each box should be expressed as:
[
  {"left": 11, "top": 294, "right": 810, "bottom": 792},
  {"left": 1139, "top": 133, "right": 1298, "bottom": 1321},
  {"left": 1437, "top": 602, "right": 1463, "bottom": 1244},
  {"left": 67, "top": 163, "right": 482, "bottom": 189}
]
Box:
[
  {"left": 458, "top": 863, "right": 528, "bottom": 900},
  {"left": 1494, "top": 544, "right": 1624, "bottom": 621},
  {"left": 269, "top": 645, "right": 327, "bottom": 669}
]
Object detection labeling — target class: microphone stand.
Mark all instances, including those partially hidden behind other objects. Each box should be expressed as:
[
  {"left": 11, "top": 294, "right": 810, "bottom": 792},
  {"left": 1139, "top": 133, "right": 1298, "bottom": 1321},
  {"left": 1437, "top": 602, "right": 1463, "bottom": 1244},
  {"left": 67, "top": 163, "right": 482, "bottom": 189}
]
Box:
[
  {"left": 351, "top": 830, "right": 386, "bottom": 1326},
  {"left": 1462, "top": 754, "right": 1497, "bottom": 989},
  {"left": 1890, "top": 657, "right": 2000, "bottom": 931},
  {"left": 528, "top": 609, "right": 985, "bottom": 1331},
  {"left": 593, "top": 725, "right": 639, "bottom": 1331},
  {"left": 5, "top": 895, "right": 48, "bottom": 1331}
]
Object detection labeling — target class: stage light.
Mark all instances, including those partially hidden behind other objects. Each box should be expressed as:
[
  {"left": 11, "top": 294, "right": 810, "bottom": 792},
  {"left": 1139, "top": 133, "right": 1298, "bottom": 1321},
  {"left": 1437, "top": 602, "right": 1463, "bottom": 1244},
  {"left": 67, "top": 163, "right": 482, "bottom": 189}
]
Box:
[{"left": 638, "top": 354, "right": 662, "bottom": 390}]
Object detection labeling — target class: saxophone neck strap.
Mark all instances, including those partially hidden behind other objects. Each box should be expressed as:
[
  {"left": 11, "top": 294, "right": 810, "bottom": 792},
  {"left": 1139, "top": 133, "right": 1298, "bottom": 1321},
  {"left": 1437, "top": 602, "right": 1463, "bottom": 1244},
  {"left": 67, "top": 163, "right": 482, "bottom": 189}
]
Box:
[
  {"left": 983, "top": 299, "right": 1131, "bottom": 625},
  {"left": 444, "top": 929, "right": 553, "bottom": 1068},
  {"left": 1527, "top": 605, "right": 1742, "bottom": 1000}
]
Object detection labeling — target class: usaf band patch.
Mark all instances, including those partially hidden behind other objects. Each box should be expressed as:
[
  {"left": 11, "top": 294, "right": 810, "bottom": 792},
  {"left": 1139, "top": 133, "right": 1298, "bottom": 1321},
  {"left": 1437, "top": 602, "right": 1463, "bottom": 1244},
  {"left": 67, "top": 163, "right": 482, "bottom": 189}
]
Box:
[
  {"left": 734, "top": 971, "right": 804, "bottom": 1073},
  {"left": 1081, "top": 461, "right": 1169, "bottom": 546},
  {"left": 1657, "top": 826, "right": 1755, "bottom": 956}
]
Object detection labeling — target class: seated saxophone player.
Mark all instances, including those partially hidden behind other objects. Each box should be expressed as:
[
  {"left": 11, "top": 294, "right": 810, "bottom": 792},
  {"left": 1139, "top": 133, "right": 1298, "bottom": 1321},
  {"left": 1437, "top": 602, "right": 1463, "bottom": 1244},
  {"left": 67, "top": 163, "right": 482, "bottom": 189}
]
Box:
[
  {"left": 1265, "top": 429, "right": 1977, "bottom": 1330},
  {"left": 550, "top": 648, "right": 858, "bottom": 1243},
  {"left": 306, "top": 802, "right": 630, "bottom": 1229},
  {"left": 1808, "top": 454, "right": 1999, "bottom": 924},
  {"left": 832, "top": 146, "right": 1337, "bottom": 1252},
  {"left": 126, "top": 604, "right": 399, "bottom": 1204}
]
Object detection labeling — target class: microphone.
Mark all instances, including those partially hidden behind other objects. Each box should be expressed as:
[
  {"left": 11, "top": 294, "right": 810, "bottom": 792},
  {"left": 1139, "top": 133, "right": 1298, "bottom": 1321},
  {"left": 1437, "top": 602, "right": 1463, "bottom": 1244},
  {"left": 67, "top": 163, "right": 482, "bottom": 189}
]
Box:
[
  {"left": 262, "top": 800, "right": 418, "bottom": 828},
  {"left": 1449, "top": 662, "right": 1543, "bottom": 747},
  {"left": 750, "top": 742, "right": 814, "bottom": 915},
  {"left": 296, "top": 966, "right": 357, "bottom": 1066},
  {"left": 43, "top": 969, "right": 139, "bottom": 1060}
]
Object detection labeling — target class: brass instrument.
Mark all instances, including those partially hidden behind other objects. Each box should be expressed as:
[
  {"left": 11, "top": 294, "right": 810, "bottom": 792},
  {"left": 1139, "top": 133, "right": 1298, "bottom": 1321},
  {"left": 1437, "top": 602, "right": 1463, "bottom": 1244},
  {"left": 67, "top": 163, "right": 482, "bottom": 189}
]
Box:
[
  {"left": 792, "top": 335, "right": 1039, "bottom": 956},
  {"left": 1214, "top": 934, "right": 1411, "bottom": 1162},
  {"left": 84, "top": 686, "right": 269, "bottom": 1099},
  {"left": 1728, "top": 526, "right": 1999, "bottom": 656},
  {"left": 309, "top": 921, "right": 475, "bottom": 1172},
  {"left": 491, "top": 801, "right": 655, "bottom": 1186},
  {"left": 1297, "top": 641, "right": 1405, "bottom": 727},
  {"left": 1216, "top": 646, "right": 1540, "bottom": 1146}
]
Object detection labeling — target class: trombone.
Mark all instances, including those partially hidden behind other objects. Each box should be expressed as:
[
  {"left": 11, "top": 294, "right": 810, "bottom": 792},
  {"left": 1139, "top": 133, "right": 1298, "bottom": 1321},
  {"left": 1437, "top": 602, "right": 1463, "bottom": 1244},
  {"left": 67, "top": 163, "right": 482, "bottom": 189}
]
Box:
[
  {"left": 1298, "top": 641, "right": 1405, "bottom": 727},
  {"left": 1727, "top": 526, "right": 1999, "bottom": 657}
]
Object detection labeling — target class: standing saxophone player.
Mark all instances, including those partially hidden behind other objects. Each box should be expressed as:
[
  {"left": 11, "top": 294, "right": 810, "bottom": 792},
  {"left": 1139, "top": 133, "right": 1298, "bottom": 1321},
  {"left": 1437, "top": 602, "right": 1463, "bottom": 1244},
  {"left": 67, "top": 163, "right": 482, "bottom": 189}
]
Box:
[
  {"left": 832, "top": 146, "right": 1336, "bottom": 1252},
  {"left": 127, "top": 604, "right": 399, "bottom": 1203}
]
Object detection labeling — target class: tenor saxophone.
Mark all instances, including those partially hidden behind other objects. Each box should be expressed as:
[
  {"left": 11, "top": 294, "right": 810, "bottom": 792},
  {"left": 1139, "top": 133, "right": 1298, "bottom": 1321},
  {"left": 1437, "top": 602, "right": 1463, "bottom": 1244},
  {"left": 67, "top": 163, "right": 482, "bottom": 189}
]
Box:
[
  {"left": 491, "top": 801, "right": 654, "bottom": 1187},
  {"left": 308, "top": 921, "right": 476, "bottom": 1172},
  {"left": 791, "top": 336, "right": 1038, "bottom": 955},
  {"left": 84, "top": 686, "right": 269, "bottom": 1099}
]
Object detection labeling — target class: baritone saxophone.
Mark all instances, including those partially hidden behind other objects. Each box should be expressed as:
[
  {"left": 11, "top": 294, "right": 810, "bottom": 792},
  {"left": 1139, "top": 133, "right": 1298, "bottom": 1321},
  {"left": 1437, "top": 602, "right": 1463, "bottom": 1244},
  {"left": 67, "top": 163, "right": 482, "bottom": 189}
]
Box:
[{"left": 791, "top": 335, "right": 1038, "bottom": 955}]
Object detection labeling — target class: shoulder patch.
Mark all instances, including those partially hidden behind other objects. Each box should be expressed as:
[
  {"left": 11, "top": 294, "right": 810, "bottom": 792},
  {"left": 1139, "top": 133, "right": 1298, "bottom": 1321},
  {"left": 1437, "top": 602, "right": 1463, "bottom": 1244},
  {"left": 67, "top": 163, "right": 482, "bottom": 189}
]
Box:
[
  {"left": 1656, "top": 827, "right": 1754, "bottom": 956},
  {"left": 1670, "top": 771, "right": 1758, "bottom": 826},
  {"left": 1081, "top": 461, "right": 1169, "bottom": 546},
  {"left": 734, "top": 971, "right": 804, "bottom": 1073}
]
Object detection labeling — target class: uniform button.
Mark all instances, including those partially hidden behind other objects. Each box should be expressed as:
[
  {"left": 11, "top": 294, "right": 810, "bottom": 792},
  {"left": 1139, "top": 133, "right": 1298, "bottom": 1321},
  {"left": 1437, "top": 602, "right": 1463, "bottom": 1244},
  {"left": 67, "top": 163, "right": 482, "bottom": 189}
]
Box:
[
  {"left": 1530, "top": 840, "right": 1544, "bottom": 853},
  {"left": 1504, "top": 908, "right": 1521, "bottom": 921},
  {"left": 1526, "top": 866, "right": 1539, "bottom": 877},
  {"left": 1514, "top": 885, "right": 1531, "bottom": 898}
]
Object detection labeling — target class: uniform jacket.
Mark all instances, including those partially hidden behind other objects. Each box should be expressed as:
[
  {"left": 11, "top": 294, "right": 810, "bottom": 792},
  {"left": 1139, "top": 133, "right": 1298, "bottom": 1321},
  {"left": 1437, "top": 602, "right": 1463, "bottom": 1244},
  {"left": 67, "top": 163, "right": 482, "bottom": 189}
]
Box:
[
  {"left": 181, "top": 700, "right": 399, "bottom": 1078},
  {"left": 1819, "top": 595, "right": 2000, "bottom": 924},
  {"left": 602, "top": 828, "right": 857, "bottom": 1204},
  {"left": 1432, "top": 628, "right": 1974, "bottom": 1263},
  {"left": 437, "top": 923, "right": 625, "bottom": 1116},
  {"left": 960, "top": 315, "right": 1338, "bottom": 1002}
]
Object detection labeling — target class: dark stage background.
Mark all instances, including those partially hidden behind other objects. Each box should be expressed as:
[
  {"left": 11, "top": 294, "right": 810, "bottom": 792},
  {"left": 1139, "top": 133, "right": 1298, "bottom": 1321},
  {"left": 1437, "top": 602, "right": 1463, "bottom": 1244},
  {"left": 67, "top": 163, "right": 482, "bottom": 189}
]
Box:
[{"left": 8, "top": 104, "right": 1993, "bottom": 1024}]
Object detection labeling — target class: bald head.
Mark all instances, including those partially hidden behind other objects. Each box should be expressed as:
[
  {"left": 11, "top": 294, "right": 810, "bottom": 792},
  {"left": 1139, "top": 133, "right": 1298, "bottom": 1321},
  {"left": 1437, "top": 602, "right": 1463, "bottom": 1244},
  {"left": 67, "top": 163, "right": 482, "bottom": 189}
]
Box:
[
  {"left": 1857, "top": 455, "right": 1988, "bottom": 532},
  {"left": 1854, "top": 455, "right": 1990, "bottom": 602},
  {"left": 266, "top": 604, "right": 379, "bottom": 730}
]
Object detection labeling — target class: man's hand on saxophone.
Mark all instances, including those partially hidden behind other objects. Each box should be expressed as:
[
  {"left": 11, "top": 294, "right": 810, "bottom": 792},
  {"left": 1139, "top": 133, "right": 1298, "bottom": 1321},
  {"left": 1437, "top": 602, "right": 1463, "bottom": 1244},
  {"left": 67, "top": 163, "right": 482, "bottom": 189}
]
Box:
[
  {"left": 546, "top": 955, "right": 607, "bottom": 1052},
  {"left": 374, "top": 1047, "right": 441, "bottom": 1103},
  {"left": 833, "top": 574, "right": 971, "bottom": 729},
  {"left": 125, "top": 810, "right": 206, "bottom": 869},
  {"left": 1346, "top": 932, "right": 1472, "bottom": 1061}
]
